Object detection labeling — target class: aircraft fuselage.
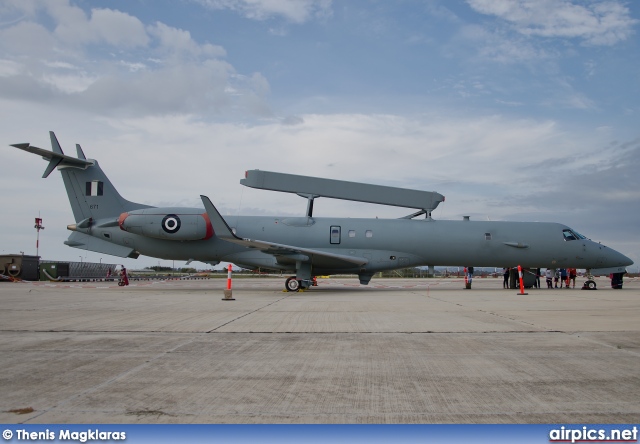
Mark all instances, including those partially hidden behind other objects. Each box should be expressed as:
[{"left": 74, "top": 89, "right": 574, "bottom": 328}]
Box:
[{"left": 100, "top": 212, "right": 629, "bottom": 274}]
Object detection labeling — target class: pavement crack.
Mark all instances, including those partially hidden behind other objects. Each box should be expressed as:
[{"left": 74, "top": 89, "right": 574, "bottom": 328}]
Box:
[{"left": 206, "top": 294, "right": 291, "bottom": 333}]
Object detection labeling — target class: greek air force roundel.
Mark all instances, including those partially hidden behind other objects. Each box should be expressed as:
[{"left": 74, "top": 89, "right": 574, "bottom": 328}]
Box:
[{"left": 162, "top": 214, "right": 181, "bottom": 233}]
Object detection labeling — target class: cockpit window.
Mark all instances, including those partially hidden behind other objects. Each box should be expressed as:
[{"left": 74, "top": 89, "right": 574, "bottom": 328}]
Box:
[
  {"left": 563, "top": 229, "right": 585, "bottom": 241},
  {"left": 572, "top": 230, "right": 586, "bottom": 239}
]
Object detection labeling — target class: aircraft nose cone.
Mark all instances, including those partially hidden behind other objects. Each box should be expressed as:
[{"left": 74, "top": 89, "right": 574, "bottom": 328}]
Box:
[
  {"left": 606, "top": 248, "right": 634, "bottom": 268},
  {"left": 618, "top": 252, "right": 634, "bottom": 267}
]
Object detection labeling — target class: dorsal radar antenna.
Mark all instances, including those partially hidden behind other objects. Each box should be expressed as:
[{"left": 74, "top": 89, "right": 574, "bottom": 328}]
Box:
[{"left": 241, "top": 170, "right": 444, "bottom": 219}]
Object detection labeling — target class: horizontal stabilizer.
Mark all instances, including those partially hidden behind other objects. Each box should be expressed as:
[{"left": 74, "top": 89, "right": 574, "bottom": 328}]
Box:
[
  {"left": 64, "top": 232, "right": 139, "bottom": 258},
  {"left": 11, "top": 131, "right": 93, "bottom": 178},
  {"left": 241, "top": 170, "right": 445, "bottom": 211}
]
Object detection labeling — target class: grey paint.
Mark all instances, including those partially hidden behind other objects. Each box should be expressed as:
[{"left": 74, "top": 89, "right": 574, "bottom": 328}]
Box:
[{"left": 241, "top": 169, "right": 445, "bottom": 211}]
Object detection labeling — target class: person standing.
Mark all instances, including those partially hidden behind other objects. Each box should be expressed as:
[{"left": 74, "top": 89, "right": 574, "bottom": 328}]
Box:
[
  {"left": 503, "top": 267, "right": 510, "bottom": 289},
  {"left": 568, "top": 268, "right": 577, "bottom": 288},
  {"left": 545, "top": 269, "right": 553, "bottom": 288},
  {"left": 559, "top": 268, "right": 567, "bottom": 288}
]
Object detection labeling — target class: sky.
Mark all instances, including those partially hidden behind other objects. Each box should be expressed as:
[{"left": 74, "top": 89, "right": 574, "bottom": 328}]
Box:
[{"left": 1, "top": 0, "right": 639, "bottom": 271}]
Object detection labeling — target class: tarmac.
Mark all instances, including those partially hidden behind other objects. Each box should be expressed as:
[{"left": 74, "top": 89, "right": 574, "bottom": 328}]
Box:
[{"left": 1, "top": 275, "right": 639, "bottom": 424}]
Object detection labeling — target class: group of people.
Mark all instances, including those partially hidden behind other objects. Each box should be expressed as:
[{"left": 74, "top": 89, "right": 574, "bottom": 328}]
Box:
[
  {"left": 546, "top": 268, "right": 577, "bottom": 288},
  {"left": 502, "top": 267, "right": 578, "bottom": 289}
]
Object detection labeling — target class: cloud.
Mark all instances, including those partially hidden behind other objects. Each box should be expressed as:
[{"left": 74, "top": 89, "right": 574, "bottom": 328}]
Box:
[
  {"left": 0, "top": 0, "right": 270, "bottom": 117},
  {"left": 450, "top": 24, "right": 554, "bottom": 66},
  {"left": 467, "top": 0, "right": 638, "bottom": 46},
  {"left": 191, "top": 0, "right": 333, "bottom": 23},
  {"left": 147, "top": 22, "right": 225, "bottom": 59},
  {"left": 52, "top": 6, "right": 149, "bottom": 48}
]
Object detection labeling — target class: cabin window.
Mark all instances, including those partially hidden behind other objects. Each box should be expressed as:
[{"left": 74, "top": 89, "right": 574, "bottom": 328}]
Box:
[
  {"left": 485, "top": 233, "right": 492, "bottom": 240},
  {"left": 330, "top": 226, "right": 341, "bottom": 244},
  {"left": 365, "top": 230, "right": 373, "bottom": 238},
  {"left": 348, "top": 230, "right": 356, "bottom": 238},
  {"left": 103, "top": 233, "right": 111, "bottom": 239}
]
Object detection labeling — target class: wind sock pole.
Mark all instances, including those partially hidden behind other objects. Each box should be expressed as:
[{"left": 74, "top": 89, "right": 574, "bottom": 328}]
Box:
[{"left": 34, "top": 215, "right": 44, "bottom": 258}]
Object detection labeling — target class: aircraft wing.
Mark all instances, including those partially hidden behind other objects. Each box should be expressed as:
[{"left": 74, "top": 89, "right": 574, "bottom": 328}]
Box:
[
  {"left": 200, "top": 195, "right": 368, "bottom": 268},
  {"left": 224, "top": 237, "right": 368, "bottom": 267}
]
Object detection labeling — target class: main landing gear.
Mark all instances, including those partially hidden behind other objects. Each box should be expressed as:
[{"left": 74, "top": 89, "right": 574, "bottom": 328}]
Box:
[{"left": 285, "top": 276, "right": 318, "bottom": 292}]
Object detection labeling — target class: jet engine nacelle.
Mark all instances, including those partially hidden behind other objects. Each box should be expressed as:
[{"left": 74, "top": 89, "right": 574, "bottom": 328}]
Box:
[{"left": 118, "top": 208, "right": 213, "bottom": 241}]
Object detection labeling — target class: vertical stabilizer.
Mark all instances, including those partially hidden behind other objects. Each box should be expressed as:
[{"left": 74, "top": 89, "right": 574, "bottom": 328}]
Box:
[
  {"left": 60, "top": 161, "right": 151, "bottom": 223},
  {"left": 11, "top": 132, "right": 152, "bottom": 224},
  {"left": 47, "top": 133, "right": 151, "bottom": 222}
]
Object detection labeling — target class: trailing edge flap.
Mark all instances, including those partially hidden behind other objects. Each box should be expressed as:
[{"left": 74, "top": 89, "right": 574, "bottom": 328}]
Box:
[
  {"left": 225, "top": 238, "right": 369, "bottom": 267},
  {"left": 200, "top": 195, "right": 368, "bottom": 267},
  {"left": 11, "top": 131, "right": 93, "bottom": 178},
  {"left": 64, "top": 232, "right": 139, "bottom": 258}
]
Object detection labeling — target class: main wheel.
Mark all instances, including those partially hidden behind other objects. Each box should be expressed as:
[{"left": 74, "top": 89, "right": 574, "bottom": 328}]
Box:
[
  {"left": 285, "top": 276, "right": 300, "bottom": 292},
  {"left": 584, "top": 280, "right": 597, "bottom": 290}
]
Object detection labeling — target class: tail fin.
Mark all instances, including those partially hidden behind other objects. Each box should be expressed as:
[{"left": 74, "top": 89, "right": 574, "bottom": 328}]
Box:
[{"left": 11, "top": 131, "right": 150, "bottom": 223}]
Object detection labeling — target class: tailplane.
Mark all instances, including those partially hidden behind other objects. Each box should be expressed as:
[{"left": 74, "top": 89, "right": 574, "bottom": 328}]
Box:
[{"left": 11, "top": 132, "right": 151, "bottom": 223}]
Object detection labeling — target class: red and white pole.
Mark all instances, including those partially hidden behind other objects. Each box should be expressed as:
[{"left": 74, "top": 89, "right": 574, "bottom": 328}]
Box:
[
  {"left": 517, "top": 265, "right": 528, "bottom": 295},
  {"left": 34, "top": 216, "right": 44, "bottom": 258},
  {"left": 227, "top": 264, "right": 232, "bottom": 291}
]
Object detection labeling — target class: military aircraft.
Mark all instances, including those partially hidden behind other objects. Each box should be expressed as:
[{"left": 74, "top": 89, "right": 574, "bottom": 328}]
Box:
[{"left": 10, "top": 132, "right": 633, "bottom": 291}]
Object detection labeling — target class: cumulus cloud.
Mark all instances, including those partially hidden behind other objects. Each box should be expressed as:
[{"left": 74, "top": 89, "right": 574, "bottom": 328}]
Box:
[
  {"left": 467, "top": 0, "right": 637, "bottom": 46},
  {"left": 147, "top": 22, "right": 226, "bottom": 59},
  {"left": 0, "top": 0, "right": 270, "bottom": 117},
  {"left": 52, "top": 6, "right": 149, "bottom": 48},
  {"left": 192, "top": 0, "right": 333, "bottom": 23}
]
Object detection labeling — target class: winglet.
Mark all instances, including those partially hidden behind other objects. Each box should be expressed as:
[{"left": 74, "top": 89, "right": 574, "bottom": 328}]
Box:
[
  {"left": 49, "top": 131, "right": 63, "bottom": 155},
  {"left": 200, "top": 195, "right": 241, "bottom": 240},
  {"left": 76, "top": 144, "right": 87, "bottom": 160}
]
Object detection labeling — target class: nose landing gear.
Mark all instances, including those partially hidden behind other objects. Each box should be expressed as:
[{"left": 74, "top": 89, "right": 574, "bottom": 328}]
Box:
[{"left": 581, "top": 269, "right": 597, "bottom": 290}]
